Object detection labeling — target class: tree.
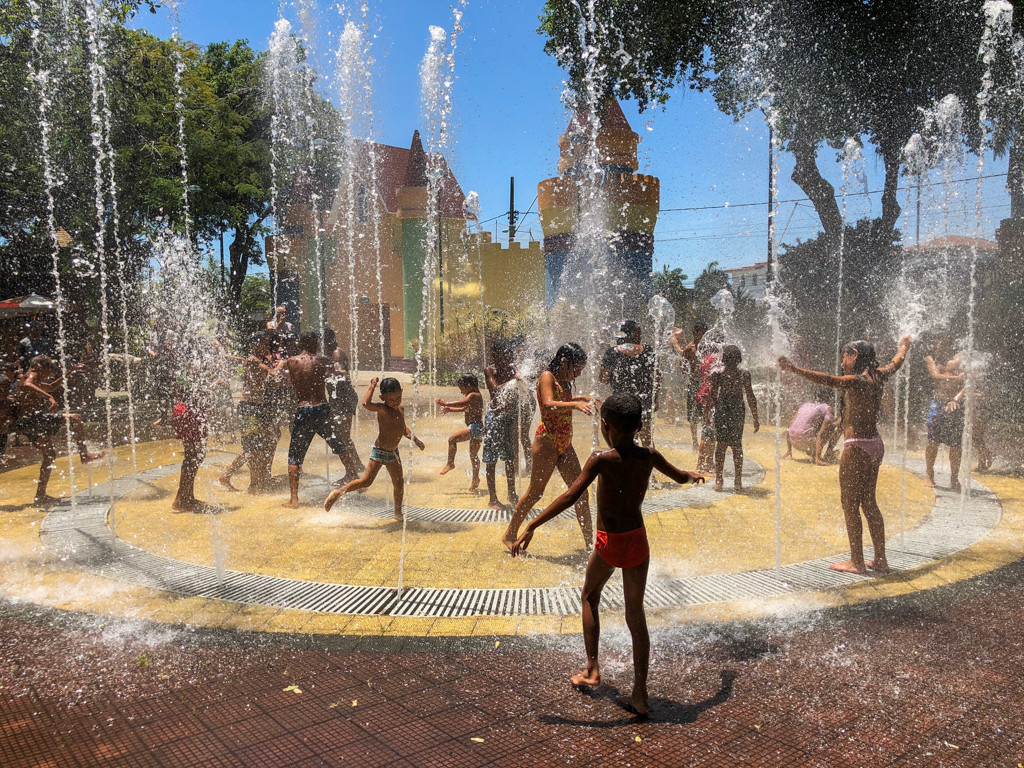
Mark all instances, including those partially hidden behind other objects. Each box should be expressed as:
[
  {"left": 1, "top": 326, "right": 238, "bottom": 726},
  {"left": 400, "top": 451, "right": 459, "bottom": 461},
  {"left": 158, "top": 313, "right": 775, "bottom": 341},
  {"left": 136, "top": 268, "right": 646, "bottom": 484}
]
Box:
[
  {"left": 539, "top": 1, "right": 989, "bottom": 249},
  {"left": 652, "top": 265, "right": 690, "bottom": 326}
]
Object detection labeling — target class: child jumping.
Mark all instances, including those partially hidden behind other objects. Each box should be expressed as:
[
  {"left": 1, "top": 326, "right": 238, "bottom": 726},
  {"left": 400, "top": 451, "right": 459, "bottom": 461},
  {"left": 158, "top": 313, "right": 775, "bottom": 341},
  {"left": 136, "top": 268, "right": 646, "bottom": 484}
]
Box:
[
  {"left": 708, "top": 344, "right": 759, "bottom": 491},
  {"left": 779, "top": 335, "right": 911, "bottom": 574},
  {"left": 436, "top": 374, "right": 484, "bottom": 490},
  {"left": 324, "top": 377, "right": 424, "bottom": 520},
  {"left": 511, "top": 394, "right": 705, "bottom": 715}
]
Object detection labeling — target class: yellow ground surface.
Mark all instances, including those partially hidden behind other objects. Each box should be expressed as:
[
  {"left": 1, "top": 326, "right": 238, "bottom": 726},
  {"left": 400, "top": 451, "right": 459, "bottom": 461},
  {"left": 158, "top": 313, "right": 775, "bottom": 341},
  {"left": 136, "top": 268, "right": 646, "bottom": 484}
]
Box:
[{"left": 1, "top": 415, "right": 1022, "bottom": 637}]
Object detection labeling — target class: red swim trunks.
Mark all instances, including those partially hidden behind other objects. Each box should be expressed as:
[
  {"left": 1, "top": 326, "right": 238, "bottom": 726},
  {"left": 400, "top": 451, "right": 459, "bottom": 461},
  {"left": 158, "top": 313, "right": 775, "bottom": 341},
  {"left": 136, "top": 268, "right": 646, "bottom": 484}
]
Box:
[
  {"left": 595, "top": 527, "right": 650, "bottom": 569},
  {"left": 173, "top": 402, "right": 208, "bottom": 444}
]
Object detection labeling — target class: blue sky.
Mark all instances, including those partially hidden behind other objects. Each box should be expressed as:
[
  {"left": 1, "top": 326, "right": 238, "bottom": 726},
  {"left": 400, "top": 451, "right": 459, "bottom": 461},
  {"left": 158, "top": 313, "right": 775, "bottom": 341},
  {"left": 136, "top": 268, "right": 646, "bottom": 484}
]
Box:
[{"left": 133, "top": 0, "right": 1012, "bottom": 284}]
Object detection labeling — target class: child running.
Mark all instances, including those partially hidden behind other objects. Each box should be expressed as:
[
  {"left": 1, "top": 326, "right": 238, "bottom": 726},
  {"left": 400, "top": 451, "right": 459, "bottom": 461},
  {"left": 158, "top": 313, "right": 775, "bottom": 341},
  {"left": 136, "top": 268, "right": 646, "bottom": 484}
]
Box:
[
  {"left": 436, "top": 374, "right": 484, "bottom": 490},
  {"left": 324, "top": 377, "right": 424, "bottom": 520},
  {"left": 482, "top": 340, "right": 519, "bottom": 509},
  {"left": 13, "top": 355, "right": 105, "bottom": 504},
  {"left": 779, "top": 335, "right": 912, "bottom": 574},
  {"left": 708, "top": 344, "right": 759, "bottom": 491},
  {"left": 511, "top": 394, "right": 705, "bottom": 715},
  {"left": 502, "top": 343, "right": 595, "bottom": 552}
]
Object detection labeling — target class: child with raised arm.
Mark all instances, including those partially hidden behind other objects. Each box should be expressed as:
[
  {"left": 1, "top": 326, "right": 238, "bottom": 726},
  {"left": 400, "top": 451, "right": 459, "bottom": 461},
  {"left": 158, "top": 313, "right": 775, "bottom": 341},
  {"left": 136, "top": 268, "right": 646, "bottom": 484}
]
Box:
[
  {"left": 512, "top": 394, "right": 705, "bottom": 716},
  {"left": 779, "top": 335, "right": 912, "bottom": 575},
  {"left": 482, "top": 340, "right": 519, "bottom": 510},
  {"left": 324, "top": 377, "right": 424, "bottom": 520},
  {"left": 708, "top": 345, "right": 759, "bottom": 491},
  {"left": 436, "top": 374, "right": 484, "bottom": 490}
]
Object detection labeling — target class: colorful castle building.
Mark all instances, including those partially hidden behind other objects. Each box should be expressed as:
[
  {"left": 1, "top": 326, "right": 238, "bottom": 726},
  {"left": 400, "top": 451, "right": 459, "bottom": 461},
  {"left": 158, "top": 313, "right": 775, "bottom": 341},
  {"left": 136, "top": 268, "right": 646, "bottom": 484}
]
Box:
[
  {"left": 537, "top": 100, "right": 660, "bottom": 309},
  {"left": 268, "top": 131, "right": 545, "bottom": 367}
]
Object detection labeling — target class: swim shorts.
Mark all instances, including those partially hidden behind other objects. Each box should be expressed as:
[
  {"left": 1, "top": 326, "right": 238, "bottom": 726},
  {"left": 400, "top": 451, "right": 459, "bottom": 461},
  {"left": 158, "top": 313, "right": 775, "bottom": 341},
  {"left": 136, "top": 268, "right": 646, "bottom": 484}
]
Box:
[
  {"left": 927, "top": 399, "right": 964, "bottom": 448},
  {"left": 595, "top": 527, "right": 650, "bottom": 570},
  {"left": 14, "top": 411, "right": 63, "bottom": 440},
  {"left": 173, "top": 402, "right": 208, "bottom": 444},
  {"left": 468, "top": 421, "right": 483, "bottom": 441},
  {"left": 370, "top": 445, "right": 399, "bottom": 465},
  {"left": 482, "top": 410, "right": 515, "bottom": 464},
  {"left": 287, "top": 403, "right": 348, "bottom": 466},
  {"left": 238, "top": 400, "right": 272, "bottom": 455}
]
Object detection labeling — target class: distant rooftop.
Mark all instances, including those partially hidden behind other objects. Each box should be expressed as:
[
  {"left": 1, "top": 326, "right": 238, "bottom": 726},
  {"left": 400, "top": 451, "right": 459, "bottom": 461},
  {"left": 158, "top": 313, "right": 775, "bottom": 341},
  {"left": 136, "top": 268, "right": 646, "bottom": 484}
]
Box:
[{"left": 905, "top": 235, "right": 998, "bottom": 252}]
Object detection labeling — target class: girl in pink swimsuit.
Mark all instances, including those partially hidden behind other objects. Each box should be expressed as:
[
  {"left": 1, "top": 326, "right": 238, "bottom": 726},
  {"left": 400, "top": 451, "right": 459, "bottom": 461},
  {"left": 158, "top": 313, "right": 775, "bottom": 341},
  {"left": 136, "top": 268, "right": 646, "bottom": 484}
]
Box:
[
  {"left": 779, "top": 335, "right": 912, "bottom": 576},
  {"left": 502, "top": 343, "right": 595, "bottom": 552}
]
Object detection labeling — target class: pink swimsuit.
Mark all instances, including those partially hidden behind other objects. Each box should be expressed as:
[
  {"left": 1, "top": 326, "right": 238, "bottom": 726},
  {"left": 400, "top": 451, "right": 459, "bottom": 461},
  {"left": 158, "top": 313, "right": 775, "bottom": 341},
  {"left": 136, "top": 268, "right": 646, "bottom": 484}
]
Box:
[{"left": 844, "top": 435, "right": 885, "bottom": 465}]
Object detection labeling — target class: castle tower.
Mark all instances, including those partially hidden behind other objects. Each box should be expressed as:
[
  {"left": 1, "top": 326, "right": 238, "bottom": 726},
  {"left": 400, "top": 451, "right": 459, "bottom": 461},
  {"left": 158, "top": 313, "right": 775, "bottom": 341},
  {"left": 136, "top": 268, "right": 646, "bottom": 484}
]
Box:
[
  {"left": 537, "top": 100, "right": 660, "bottom": 309},
  {"left": 395, "top": 130, "right": 430, "bottom": 357}
]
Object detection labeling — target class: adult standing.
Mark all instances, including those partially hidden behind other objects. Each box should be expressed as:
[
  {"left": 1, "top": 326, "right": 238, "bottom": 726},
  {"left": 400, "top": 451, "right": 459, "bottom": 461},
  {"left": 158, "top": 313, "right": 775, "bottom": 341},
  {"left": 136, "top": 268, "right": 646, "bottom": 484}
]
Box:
[{"left": 600, "top": 320, "right": 658, "bottom": 446}]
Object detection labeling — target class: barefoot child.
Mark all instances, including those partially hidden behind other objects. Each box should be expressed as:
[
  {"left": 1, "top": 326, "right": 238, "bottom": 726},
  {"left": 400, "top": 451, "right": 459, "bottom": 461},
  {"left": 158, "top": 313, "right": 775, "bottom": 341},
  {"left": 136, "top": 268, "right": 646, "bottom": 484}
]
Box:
[
  {"left": 708, "top": 345, "right": 759, "bottom": 491},
  {"left": 218, "top": 331, "right": 279, "bottom": 493},
  {"left": 779, "top": 335, "right": 912, "bottom": 575},
  {"left": 324, "top": 377, "right": 424, "bottom": 520},
  {"left": 436, "top": 374, "right": 484, "bottom": 490},
  {"left": 511, "top": 394, "right": 705, "bottom": 715},
  {"left": 482, "top": 340, "right": 519, "bottom": 509},
  {"left": 502, "top": 343, "right": 595, "bottom": 552},
  {"left": 13, "top": 355, "right": 105, "bottom": 504}
]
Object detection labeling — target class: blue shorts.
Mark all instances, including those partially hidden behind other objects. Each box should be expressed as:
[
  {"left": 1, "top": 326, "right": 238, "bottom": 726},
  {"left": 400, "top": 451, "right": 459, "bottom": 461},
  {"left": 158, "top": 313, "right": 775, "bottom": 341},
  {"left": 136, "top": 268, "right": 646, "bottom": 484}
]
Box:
[
  {"left": 927, "top": 399, "right": 964, "bottom": 447},
  {"left": 468, "top": 421, "right": 483, "bottom": 440},
  {"left": 287, "top": 404, "right": 348, "bottom": 465},
  {"left": 370, "top": 445, "right": 399, "bottom": 465},
  {"left": 482, "top": 410, "right": 515, "bottom": 465}
]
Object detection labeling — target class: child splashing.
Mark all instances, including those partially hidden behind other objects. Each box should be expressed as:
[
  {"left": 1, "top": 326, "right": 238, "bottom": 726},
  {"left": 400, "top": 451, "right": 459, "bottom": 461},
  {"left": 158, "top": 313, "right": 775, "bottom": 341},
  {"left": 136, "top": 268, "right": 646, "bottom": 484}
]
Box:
[
  {"left": 502, "top": 343, "right": 595, "bottom": 553},
  {"left": 779, "top": 335, "right": 912, "bottom": 574}
]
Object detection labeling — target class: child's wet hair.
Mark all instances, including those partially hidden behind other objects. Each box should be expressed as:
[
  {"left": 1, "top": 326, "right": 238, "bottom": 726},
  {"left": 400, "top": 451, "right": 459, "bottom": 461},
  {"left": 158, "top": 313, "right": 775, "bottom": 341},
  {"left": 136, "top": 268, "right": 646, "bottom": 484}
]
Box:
[
  {"left": 843, "top": 340, "right": 879, "bottom": 374},
  {"left": 29, "top": 355, "right": 55, "bottom": 370},
  {"left": 298, "top": 332, "right": 319, "bottom": 353},
  {"left": 601, "top": 393, "right": 643, "bottom": 433},
  {"left": 548, "top": 342, "right": 587, "bottom": 373},
  {"left": 722, "top": 344, "right": 742, "bottom": 367},
  {"left": 379, "top": 377, "right": 402, "bottom": 394},
  {"left": 457, "top": 374, "right": 479, "bottom": 390}
]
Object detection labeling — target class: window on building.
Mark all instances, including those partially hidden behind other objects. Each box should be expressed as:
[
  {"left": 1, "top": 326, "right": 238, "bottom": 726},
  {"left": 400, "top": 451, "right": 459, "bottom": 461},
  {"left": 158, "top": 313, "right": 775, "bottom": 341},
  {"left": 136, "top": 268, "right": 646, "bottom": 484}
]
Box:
[
  {"left": 356, "top": 182, "right": 369, "bottom": 225},
  {"left": 740, "top": 276, "right": 746, "bottom": 287},
  {"left": 752, "top": 275, "right": 759, "bottom": 286}
]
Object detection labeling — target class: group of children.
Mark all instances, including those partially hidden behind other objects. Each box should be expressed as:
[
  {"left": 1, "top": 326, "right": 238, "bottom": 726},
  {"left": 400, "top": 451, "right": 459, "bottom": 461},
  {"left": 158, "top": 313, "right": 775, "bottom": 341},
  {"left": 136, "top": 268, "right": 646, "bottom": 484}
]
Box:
[{"left": 4, "top": 308, "right": 928, "bottom": 717}]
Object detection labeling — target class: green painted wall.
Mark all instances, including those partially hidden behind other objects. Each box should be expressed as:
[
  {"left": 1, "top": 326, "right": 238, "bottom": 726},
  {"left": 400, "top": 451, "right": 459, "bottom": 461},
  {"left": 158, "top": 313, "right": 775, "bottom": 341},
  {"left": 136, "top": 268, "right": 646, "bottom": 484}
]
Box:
[{"left": 401, "top": 218, "right": 427, "bottom": 357}]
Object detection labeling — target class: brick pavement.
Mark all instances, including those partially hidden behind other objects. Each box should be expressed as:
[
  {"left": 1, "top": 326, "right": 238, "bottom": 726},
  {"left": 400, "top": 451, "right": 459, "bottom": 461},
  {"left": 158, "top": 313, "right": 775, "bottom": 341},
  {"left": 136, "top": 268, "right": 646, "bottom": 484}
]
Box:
[{"left": 2, "top": 559, "right": 1023, "bottom": 767}]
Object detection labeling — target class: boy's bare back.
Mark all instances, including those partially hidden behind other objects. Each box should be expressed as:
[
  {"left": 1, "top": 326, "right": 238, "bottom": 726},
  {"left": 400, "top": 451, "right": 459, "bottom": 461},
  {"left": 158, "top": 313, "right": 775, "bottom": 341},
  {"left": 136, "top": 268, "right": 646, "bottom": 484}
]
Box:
[
  {"left": 591, "top": 444, "right": 699, "bottom": 534},
  {"left": 464, "top": 392, "right": 484, "bottom": 425},
  {"left": 285, "top": 353, "right": 331, "bottom": 405}
]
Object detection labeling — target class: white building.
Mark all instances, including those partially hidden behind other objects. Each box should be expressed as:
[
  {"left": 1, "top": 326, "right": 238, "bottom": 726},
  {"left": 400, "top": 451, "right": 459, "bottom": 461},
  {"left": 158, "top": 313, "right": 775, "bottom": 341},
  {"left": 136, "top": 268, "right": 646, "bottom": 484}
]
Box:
[{"left": 725, "top": 261, "right": 769, "bottom": 302}]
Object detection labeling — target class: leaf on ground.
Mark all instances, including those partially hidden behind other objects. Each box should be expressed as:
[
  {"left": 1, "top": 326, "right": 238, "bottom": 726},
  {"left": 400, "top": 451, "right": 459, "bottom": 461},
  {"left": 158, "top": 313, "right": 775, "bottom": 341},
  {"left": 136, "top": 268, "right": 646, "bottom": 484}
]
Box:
[
  {"left": 943, "top": 742, "right": 959, "bottom": 750},
  {"left": 470, "top": 737, "right": 485, "bottom": 743},
  {"left": 634, "top": 736, "right": 642, "bottom": 743},
  {"left": 494, "top": 641, "right": 500, "bottom": 648},
  {"left": 283, "top": 684, "right": 302, "bottom": 694},
  {"left": 327, "top": 703, "right": 338, "bottom": 709},
  {"left": 351, "top": 700, "right": 358, "bottom": 707}
]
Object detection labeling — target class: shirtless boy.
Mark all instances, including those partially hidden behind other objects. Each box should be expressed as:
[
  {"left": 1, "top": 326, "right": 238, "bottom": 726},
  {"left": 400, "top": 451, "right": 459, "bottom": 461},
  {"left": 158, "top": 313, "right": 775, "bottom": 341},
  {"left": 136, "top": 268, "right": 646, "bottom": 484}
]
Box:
[
  {"left": 277, "top": 332, "right": 352, "bottom": 508},
  {"left": 924, "top": 337, "right": 966, "bottom": 491},
  {"left": 14, "top": 355, "right": 105, "bottom": 504},
  {"left": 436, "top": 374, "right": 484, "bottom": 490},
  {"left": 708, "top": 345, "right": 759, "bottom": 491},
  {"left": 511, "top": 394, "right": 705, "bottom": 715},
  {"left": 324, "top": 377, "right": 424, "bottom": 520},
  {"left": 670, "top": 322, "right": 707, "bottom": 452},
  {"left": 218, "top": 331, "right": 279, "bottom": 493}
]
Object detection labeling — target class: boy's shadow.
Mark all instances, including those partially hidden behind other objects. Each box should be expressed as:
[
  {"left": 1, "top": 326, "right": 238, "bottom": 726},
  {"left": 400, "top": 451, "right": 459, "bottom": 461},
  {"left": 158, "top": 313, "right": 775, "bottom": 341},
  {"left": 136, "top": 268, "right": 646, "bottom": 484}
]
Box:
[
  {"left": 526, "top": 551, "right": 590, "bottom": 568},
  {"left": 380, "top": 519, "right": 470, "bottom": 535},
  {"left": 732, "top": 486, "right": 771, "bottom": 499},
  {"left": 539, "top": 669, "right": 736, "bottom": 726}
]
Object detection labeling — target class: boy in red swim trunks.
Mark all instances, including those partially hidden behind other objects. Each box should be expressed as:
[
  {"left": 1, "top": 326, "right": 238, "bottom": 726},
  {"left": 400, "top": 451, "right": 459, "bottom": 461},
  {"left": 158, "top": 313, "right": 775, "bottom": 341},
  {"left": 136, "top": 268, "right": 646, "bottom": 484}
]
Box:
[{"left": 511, "top": 393, "right": 704, "bottom": 715}]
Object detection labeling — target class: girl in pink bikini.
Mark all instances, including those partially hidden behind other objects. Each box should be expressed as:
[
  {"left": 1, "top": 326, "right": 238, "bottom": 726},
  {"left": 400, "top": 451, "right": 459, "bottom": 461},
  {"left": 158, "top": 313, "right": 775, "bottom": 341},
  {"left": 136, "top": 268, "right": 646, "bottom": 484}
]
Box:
[
  {"left": 779, "top": 335, "right": 911, "bottom": 575},
  {"left": 502, "top": 343, "right": 595, "bottom": 552}
]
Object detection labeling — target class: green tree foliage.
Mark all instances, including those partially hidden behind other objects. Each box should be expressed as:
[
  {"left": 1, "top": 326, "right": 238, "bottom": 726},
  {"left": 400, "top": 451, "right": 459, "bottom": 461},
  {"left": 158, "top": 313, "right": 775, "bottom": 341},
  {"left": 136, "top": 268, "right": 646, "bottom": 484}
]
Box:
[
  {"left": 539, "top": 0, "right": 992, "bottom": 250},
  {"left": 652, "top": 265, "right": 690, "bottom": 325},
  {"left": 777, "top": 219, "right": 902, "bottom": 372},
  {"left": 1, "top": 1, "right": 340, "bottom": 325}
]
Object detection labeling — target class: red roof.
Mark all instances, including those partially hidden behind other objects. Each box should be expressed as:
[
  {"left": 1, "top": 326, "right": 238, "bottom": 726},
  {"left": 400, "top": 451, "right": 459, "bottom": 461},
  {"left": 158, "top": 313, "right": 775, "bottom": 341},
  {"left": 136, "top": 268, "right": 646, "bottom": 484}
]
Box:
[
  {"left": 566, "top": 99, "right": 634, "bottom": 136},
  {"left": 362, "top": 135, "right": 472, "bottom": 220},
  {"left": 905, "top": 235, "right": 999, "bottom": 252}
]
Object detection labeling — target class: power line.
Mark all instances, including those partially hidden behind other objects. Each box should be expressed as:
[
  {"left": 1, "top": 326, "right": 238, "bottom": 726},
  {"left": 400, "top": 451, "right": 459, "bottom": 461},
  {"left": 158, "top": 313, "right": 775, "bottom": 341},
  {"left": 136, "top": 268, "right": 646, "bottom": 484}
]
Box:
[{"left": 658, "top": 172, "right": 1009, "bottom": 213}]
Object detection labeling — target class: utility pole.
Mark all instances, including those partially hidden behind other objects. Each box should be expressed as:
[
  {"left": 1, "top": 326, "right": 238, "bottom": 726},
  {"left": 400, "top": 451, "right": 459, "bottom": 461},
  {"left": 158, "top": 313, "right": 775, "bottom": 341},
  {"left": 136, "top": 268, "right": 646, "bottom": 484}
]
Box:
[
  {"left": 507, "top": 176, "right": 518, "bottom": 245},
  {"left": 766, "top": 125, "right": 774, "bottom": 285}
]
